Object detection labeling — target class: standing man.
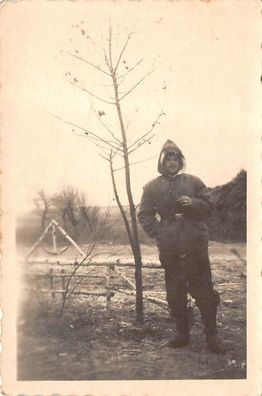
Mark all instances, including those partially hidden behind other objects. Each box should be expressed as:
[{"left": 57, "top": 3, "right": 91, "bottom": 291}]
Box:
[{"left": 138, "top": 140, "right": 226, "bottom": 354}]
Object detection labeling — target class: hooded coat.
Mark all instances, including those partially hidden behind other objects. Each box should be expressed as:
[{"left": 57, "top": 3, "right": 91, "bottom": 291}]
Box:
[{"left": 137, "top": 140, "right": 214, "bottom": 255}]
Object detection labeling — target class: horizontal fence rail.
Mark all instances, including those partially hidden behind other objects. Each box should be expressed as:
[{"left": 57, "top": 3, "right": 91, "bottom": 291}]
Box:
[
  {"left": 22, "top": 257, "right": 171, "bottom": 310},
  {"left": 22, "top": 258, "right": 163, "bottom": 269}
]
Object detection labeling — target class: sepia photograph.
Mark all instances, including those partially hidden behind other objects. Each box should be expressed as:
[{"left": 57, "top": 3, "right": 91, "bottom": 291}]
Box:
[{"left": 0, "top": 1, "right": 261, "bottom": 395}]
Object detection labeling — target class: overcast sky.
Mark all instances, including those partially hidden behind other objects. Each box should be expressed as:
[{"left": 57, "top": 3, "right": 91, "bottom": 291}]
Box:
[{"left": 1, "top": 1, "right": 260, "bottom": 214}]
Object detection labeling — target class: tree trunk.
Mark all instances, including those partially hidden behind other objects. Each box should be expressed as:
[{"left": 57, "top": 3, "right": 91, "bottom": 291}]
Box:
[{"left": 112, "top": 72, "right": 144, "bottom": 323}]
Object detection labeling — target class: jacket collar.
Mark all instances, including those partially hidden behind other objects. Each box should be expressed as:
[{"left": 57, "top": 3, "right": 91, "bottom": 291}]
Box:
[{"left": 163, "top": 170, "right": 183, "bottom": 181}]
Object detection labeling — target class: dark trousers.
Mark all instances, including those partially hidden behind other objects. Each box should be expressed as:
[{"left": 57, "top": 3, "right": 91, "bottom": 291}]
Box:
[{"left": 160, "top": 247, "right": 220, "bottom": 337}]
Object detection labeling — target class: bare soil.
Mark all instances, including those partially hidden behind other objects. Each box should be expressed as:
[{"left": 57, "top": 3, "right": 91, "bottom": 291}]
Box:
[{"left": 17, "top": 242, "right": 246, "bottom": 380}]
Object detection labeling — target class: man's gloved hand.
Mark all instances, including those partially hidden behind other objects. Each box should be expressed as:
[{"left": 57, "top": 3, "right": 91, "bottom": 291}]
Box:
[{"left": 176, "top": 195, "right": 193, "bottom": 208}]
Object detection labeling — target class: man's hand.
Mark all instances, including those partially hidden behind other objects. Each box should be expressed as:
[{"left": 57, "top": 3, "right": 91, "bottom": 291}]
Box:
[{"left": 176, "top": 195, "right": 193, "bottom": 208}]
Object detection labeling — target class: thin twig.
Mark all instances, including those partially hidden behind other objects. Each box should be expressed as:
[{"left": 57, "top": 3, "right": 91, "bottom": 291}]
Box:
[
  {"left": 93, "top": 142, "right": 117, "bottom": 158},
  {"left": 99, "top": 153, "right": 110, "bottom": 162},
  {"left": 108, "top": 26, "right": 113, "bottom": 71},
  {"left": 49, "top": 113, "right": 122, "bottom": 152},
  {"left": 128, "top": 134, "right": 156, "bottom": 155},
  {"left": 103, "top": 48, "right": 111, "bottom": 72},
  {"left": 64, "top": 50, "right": 111, "bottom": 76},
  {"left": 117, "top": 55, "right": 147, "bottom": 86},
  {"left": 60, "top": 215, "right": 112, "bottom": 310},
  {"left": 69, "top": 81, "right": 115, "bottom": 105},
  {"left": 111, "top": 145, "right": 123, "bottom": 159},
  {"left": 90, "top": 103, "right": 122, "bottom": 144},
  {"left": 114, "top": 32, "right": 133, "bottom": 72},
  {"left": 125, "top": 107, "right": 140, "bottom": 132},
  {"left": 65, "top": 253, "right": 115, "bottom": 301},
  {"left": 59, "top": 240, "right": 96, "bottom": 315},
  {"left": 119, "top": 68, "right": 155, "bottom": 101},
  {"left": 127, "top": 112, "right": 162, "bottom": 151},
  {"left": 113, "top": 154, "right": 157, "bottom": 172},
  {"left": 81, "top": 135, "right": 123, "bottom": 158}
]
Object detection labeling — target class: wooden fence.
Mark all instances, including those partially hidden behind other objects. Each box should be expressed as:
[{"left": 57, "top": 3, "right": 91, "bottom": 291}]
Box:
[
  {"left": 23, "top": 257, "right": 170, "bottom": 310},
  {"left": 22, "top": 219, "right": 196, "bottom": 312}
]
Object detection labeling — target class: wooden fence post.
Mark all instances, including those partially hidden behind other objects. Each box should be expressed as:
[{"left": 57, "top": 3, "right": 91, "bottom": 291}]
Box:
[
  {"left": 61, "top": 269, "right": 66, "bottom": 301},
  {"left": 49, "top": 268, "right": 55, "bottom": 298},
  {"left": 52, "top": 223, "right": 57, "bottom": 254},
  {"left": 105, "top": 265, "right": 113, "bottom": 310}
]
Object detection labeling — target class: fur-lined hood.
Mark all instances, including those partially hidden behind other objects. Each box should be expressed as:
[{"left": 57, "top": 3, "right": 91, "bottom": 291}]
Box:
[{"left": 157, "top": 140, "right": 186, "bottom": 175}]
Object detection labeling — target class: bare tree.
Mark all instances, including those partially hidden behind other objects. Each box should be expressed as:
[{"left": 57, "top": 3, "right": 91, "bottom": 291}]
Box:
[
  {"left": 34, "top": 187, "right": 104, "bottom": 244},
  {"left": 34, "top": 190, "right": 53, "bottom": 232},
  {"left": 52, "top": 186, "right": 102, "bottom": 243},
  {"left": 53, "top": 26, "right": 165, "bottom": 323}
]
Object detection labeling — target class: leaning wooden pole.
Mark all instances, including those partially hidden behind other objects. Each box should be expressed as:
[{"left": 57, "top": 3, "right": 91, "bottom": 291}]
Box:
[
  {"left": 25, "top": 221, "right": 53, "bottom": 259},
  {"left": 51, "top": 219, "right": 86, "bottom": 258}
]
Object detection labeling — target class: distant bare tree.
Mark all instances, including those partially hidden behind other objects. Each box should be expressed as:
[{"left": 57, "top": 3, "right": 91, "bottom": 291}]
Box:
[
  {"left": 52, "top": 186, "right": 101, "bottom": 242},
  {"left": 34, "top": 190, "right": 53, "bottom": 232},
  {"left": 34, "top": 187, "right": 104, "bottom": 243}
]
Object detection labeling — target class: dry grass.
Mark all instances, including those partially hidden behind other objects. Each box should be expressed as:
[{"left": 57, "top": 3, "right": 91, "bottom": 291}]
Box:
[{"left": 17, "top": 242, "right": 246, "bottom": 380}]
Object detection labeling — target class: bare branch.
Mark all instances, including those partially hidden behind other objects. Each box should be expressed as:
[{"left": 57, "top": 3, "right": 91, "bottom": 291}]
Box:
[
  {"left": 113, "top": 154, "right": 157, "bottom": 172},
  {"left": 119, "top": 68, "right": 155, "bottom": 101},
  {"left": 64, "top": 50, "right": 111, "bottom": 76},
  {"left": 128, "top": 134, "right": 156, "bottom": 155},
  {"left": 79, "top": 131, "right": 123, "bottom": 159},
  {"left": 91, "top": 137, "right": 124, "bottom": 159},
  {"left": 92, "top": 140, "right": 117, "bottom": 156},
  {"left": 111, "top": 145, "right": 123, "bottom": 160},
  {"left": 90, "top": 103, "right": 122, "bottom": 144},
  {"left": 125, "top": 107, "right": 140, "bottom": 131},
  {"left": 85, "top": 136, "right": 124, "bottom": 159},
  {"left": 70, "top": 131, "right": 117, "bottom": 151},
  {"left": 66, "top": 252, "right": 116, "bottom": 300},
  {"left": 59, "top": 240, "right": 97, "bottom": 315},
  {"left": 108, "top": 26, "right": 113, "bottom": 71},
  {"left": 69, "top": 81, "right": 115, "bottom": 105},
  {"left": 117, "top": 55, "right": 147, "bottom": 85},
  {"left": 114, "top": 33, "right": 132, "bottom": 72},
  {"left": 50, "top": 112, "right": 95, "bottom": 136},
  {"left": 80, "top": 133, "right": 123, "bottom": 159},
  {"left": 99, "top": 153, "right": 110, "bottom": 162},
  {"left": 127, "top": 113, "right": 162, "bottom": 152},
  {"left": 103, "top": 48, "right": 112, "bottom": 72},
  {"left": 62, "top": 228, "right": 113, "bottom": 307},
  {"left": 88, "top": 133, "right": 124, "bottom": 157},
  {"left": 101, "top": 146, "right": 121, "bottom": 162},
  {"left": 49, "top": 113, "right": 123, "bottom": 152}
]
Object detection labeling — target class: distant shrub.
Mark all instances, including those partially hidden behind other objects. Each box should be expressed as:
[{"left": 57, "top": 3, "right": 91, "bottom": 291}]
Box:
[{"left": 208, "top": 170, "right": 246, "bottom": 242}]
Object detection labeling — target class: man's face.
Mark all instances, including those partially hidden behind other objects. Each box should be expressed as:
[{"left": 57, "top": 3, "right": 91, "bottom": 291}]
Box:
[{"left": 164, "top": 153, "right": 181, "bottom": 175}]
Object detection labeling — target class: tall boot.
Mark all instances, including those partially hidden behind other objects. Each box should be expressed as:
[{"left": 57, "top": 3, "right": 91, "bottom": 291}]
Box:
[
  {"left": 206, "top": 334, "right": 226, "bottom": 355},
  {"left": 199, "top": 302, "right": 226, "bottom": 355},
  {"left": 167, "top": 311, "right": 190, "bottom": 348}
]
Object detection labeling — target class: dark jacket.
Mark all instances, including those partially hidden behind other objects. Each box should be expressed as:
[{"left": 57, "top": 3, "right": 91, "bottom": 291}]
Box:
[{"left": 138, "top": 141, "right": 214, "bottom": 255}]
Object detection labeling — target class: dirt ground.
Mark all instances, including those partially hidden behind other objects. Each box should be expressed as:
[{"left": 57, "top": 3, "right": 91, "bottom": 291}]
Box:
[{"left": 17, "top": 241, "right": 246, "bottom": 380}]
